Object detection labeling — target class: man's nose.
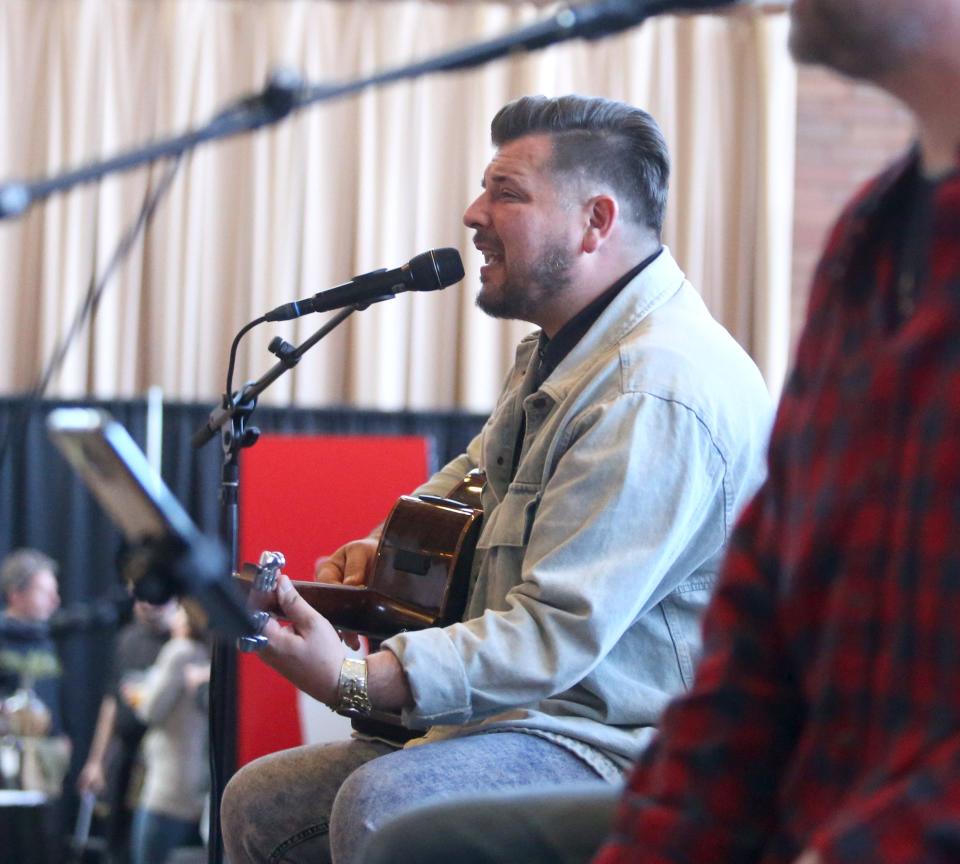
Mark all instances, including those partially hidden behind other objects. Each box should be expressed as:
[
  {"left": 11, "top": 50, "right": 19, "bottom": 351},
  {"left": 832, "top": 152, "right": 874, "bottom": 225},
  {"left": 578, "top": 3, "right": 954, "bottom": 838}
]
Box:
[{"left": 463, "top": 192, "right": 489, "bottom": 229}]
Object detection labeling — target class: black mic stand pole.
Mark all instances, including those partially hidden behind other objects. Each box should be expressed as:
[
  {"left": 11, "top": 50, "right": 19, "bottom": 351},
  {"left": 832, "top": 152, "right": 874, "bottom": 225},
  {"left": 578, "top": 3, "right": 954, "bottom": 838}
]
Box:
[
  {"left": 195, "top": 305, "right": 355, "bottom": 864},
  {"left": 204, "top": 393, "right": 254, "bottom": 864}
]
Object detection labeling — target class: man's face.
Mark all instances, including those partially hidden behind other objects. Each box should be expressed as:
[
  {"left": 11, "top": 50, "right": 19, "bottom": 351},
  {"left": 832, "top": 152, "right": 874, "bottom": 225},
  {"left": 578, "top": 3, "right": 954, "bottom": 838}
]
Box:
[
  {"left": 463, "top": 134, "right": 581, "bottom": 327},
  {"left": 789, "top": 0, "right": 926, "bottom": 80},
  {"left": 11, "top": 569, "right": 61, "bottom": 622}
]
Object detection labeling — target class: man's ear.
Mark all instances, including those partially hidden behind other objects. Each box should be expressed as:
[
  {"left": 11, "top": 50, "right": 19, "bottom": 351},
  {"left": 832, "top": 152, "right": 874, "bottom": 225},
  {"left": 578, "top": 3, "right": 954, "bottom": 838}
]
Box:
[{"left": 582, "top": 195, "right": 618, "bottom": 253}]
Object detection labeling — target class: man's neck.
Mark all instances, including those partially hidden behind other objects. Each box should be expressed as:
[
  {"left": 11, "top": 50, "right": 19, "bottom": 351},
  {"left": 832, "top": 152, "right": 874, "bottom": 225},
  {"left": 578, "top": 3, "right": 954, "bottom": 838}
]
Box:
[
  {"left": 917, "top": 118, "right": 960, "bottom": 179},
  {"left": 882, "top": 61, "right": 960, "bottom": 178},
  {"left": 540, "top": 237, "right": 661, "bottom": 338}
]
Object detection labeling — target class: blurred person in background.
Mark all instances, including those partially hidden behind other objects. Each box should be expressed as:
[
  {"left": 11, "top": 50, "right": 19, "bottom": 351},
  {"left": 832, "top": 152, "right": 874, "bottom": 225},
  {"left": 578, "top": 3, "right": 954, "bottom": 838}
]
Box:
[
  {"left": 125, "top": 602, "right": 210, "bottom": 864},
  {"left": 0, "top": 548, "right": 63, "bottom": 734},
  {"left": 77, "top": 599, "right": 178, "bottom": 864},
  {"left": 0, "top": 548, "right": 70, "bottom": 864}
]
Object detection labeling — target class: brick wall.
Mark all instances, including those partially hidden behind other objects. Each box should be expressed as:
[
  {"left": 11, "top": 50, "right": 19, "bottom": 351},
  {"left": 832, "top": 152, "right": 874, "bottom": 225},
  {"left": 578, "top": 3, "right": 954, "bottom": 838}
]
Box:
[{"left": 791, "top": 66, "right": 914, "bottom": 346}]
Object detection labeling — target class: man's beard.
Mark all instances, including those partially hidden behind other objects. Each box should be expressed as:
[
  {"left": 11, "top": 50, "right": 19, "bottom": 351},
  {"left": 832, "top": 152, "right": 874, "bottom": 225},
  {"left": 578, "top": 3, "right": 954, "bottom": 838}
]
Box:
[{"left": 475, "top": 242, "right": 574, "bottom": 324}]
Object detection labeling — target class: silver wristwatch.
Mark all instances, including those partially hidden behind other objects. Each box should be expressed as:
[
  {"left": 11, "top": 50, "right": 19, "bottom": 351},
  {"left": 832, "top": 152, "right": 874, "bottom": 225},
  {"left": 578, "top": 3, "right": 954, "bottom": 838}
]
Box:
[{"left": 335, "top": 658, "right": 372, "bottom": 717}]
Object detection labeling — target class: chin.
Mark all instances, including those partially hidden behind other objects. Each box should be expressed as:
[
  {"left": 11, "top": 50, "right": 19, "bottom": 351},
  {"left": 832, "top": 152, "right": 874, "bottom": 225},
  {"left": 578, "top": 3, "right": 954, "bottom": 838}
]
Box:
[
  {"left": 476, "top": 285, "right": 520, "bottom": 321},
  {"left": 475, "top": 293, "right": 508, "bottom": 320}
]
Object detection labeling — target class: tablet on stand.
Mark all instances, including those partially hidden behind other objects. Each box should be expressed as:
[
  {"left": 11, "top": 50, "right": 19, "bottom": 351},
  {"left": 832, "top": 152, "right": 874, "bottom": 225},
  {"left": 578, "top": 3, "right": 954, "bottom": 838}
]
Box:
[{"left": 46, "top": 407, "right": 252, "bottom": 638}]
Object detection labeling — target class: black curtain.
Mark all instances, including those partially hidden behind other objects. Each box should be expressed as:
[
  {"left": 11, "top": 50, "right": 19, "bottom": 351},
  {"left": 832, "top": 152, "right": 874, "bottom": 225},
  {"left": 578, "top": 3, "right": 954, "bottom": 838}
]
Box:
[{"left": 0, "top": 395, "right": 484, "bottom": 832}]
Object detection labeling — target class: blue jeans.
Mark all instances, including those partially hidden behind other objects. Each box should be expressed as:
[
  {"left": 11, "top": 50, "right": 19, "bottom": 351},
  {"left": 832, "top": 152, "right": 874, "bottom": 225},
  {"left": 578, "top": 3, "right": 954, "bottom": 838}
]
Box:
[
  {"left": 130, "top": 808, "right": 202, "bottom": 864},
  {"left": 220, "top": 732, "right": 609, "bottom": 864}
]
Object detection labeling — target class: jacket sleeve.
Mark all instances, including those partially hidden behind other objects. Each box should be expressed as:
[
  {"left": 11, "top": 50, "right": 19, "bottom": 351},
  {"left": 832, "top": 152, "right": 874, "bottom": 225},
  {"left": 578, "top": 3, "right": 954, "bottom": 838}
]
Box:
[{"left": 386, "top": 391, "right": 735, "bottom": 726}]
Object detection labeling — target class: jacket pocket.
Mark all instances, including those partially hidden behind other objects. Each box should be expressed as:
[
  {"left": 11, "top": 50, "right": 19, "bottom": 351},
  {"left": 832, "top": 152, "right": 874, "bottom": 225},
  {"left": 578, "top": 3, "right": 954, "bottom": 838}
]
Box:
[
  {"left": 476, "top": 482, "right": 541, "bottom": 552},
  {"left": 659, "top": 575, "right": 715, "bottom": 688}
]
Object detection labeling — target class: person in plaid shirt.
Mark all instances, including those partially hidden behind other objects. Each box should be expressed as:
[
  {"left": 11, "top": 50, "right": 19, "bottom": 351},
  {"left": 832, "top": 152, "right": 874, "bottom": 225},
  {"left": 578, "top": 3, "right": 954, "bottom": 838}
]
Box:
[{"left": 358, "top": 1, "right": 960, "bottom": 862}]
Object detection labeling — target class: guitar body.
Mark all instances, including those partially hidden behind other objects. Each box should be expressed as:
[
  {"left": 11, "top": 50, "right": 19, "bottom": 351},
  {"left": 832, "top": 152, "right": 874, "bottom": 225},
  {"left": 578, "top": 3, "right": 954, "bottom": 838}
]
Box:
[{"left": 235, "top": 470, "right": 485, "bottom": 640}]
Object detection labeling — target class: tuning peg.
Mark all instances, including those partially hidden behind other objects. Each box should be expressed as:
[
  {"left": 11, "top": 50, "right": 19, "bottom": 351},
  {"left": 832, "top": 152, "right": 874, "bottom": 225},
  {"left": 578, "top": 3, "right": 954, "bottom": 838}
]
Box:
[
  {"left": 236, "top": 610, "right": 271, "bottom": 653},
  {"left": 253, "top": 550, "right": 285, "bottom": 591}
]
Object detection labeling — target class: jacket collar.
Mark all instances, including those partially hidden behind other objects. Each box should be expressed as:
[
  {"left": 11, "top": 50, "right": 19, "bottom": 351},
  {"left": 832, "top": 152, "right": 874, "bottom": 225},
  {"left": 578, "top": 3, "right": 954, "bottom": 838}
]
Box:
[{"left": 513, "top": 246, "right": 687, "bottom": 402}]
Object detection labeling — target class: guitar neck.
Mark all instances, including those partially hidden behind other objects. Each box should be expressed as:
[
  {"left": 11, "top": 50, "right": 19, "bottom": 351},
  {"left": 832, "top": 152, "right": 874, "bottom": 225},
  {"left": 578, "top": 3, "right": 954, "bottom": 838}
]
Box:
[{"left": 234, "top": 568, "right": 436, "bottom": 640}]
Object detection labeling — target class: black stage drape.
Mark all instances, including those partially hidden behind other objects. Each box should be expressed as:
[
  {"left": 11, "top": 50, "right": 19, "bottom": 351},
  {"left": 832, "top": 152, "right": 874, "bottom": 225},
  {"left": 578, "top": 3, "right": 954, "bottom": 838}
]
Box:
[{"left": 0, "top": 395, "right": 485, "bottom": 837}]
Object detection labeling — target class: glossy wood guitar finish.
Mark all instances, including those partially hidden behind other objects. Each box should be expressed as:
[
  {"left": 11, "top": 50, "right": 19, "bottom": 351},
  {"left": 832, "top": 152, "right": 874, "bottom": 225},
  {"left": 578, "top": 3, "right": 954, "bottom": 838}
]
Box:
[{"left": 235, "top": 471, "right": 485, "bottom": 640}]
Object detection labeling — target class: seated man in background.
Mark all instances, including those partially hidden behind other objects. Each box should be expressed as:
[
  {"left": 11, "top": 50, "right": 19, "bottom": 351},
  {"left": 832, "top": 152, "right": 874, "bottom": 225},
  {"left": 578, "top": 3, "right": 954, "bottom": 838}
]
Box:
[
  {"left": 0, "top": 548, "right": 63, "bottom": 735},
  {"left": 358, "top": 2, "right": 960, "bottom": 863},
  {"left": 0, "top": 548, "right": 68, "bottom": 864},
  {"left": 222, "top": 93, "right": 773, "bottom": 864}
]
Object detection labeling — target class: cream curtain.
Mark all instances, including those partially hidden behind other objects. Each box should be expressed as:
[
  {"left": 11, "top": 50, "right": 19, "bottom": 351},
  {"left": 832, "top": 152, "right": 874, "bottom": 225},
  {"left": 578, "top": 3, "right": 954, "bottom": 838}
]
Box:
[{"left": 0, "top": 0, "right": 795, "bottom": 411}]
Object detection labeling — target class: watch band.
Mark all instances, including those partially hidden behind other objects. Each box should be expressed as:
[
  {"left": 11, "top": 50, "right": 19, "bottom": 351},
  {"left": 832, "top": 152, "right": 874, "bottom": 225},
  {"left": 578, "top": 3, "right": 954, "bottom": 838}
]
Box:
[{"left": 335, "top": 658, "right": 372, "bottom": 717}]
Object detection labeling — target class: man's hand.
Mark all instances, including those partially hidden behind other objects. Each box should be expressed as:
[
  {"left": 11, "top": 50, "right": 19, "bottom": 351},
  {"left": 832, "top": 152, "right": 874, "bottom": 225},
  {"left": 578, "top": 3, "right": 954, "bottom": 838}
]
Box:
[
  {"left": 314, "top": 537, "right": 379, "bottom": 586},
  {"left": 258, "top": 575, "right": 347, "bottom": 706},
  {"left": 793, "top": 852, "right": 823, "bottom": 864},
  {"left": 76, "top": 760, "right": 106, "bottom": 795}
]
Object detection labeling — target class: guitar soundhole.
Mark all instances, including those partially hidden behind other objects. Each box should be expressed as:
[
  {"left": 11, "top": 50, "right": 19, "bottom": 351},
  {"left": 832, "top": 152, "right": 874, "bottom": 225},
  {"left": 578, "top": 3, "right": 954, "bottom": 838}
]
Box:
[{"left": 392, "top": 549, "right": 432, "bottom": 576}]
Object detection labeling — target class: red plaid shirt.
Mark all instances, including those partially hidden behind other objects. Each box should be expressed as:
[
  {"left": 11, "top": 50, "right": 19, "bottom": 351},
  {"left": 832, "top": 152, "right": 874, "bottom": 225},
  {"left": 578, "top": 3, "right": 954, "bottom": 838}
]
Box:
[{"left": 595, "top": 148, "right": 960, "bottom": 864}]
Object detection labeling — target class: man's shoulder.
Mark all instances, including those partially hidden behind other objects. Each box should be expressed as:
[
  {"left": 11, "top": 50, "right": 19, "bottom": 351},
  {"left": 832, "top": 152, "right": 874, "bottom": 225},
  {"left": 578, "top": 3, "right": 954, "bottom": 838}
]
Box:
[
  {"left": 603, "top": 281, "right": 771, "bottom": 453},
  {"left": 619, "top": 284, "right": 764, "bottom": 394},
  {"left": 0, "top": 615, "right": 49, "bottom": 648}
]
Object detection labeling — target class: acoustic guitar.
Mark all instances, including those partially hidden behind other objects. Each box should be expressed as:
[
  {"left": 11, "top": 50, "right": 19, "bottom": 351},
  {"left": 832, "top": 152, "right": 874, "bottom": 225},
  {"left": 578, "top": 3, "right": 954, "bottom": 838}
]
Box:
[{"left": 234, "top": 470, "right": 485, "bottom": 641}]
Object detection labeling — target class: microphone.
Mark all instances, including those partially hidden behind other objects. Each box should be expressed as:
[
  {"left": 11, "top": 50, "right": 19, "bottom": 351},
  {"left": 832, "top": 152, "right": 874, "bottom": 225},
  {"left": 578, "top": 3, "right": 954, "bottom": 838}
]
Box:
[{"left": 265, "top": 247, "right": 465, "bottom": 322}]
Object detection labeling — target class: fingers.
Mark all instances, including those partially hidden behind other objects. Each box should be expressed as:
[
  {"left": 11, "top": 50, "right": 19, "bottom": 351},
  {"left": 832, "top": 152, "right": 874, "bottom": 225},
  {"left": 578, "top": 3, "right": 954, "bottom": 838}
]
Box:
[
  {"left": 253, "top": 580, "right": 347, "bottom": 706},
  {"left": 252, "top": 576, "right": 363, "bottom": 650},
  {"left": 274, "top": 575, "right": 316, "bottom": 631},
  {"left": 315, "top": 538, "right": 378, "bottom": 586},
  {"left": 251, "top": 577, "right": 363, "bottom": 658},
  {"left": 339, "top": 630, "right": 362, "bottom": 651},
  {"left": 342, "top": 541, "right": 375, "bottom": 586},
  {"left": 315, "top": 549, "right": 346, "bottom": 584}
]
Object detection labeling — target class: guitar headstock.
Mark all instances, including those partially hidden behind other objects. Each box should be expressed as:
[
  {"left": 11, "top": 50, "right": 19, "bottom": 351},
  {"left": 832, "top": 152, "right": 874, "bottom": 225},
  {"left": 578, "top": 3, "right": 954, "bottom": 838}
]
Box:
[
  {"left": 235, "top": 550, "right": 286, "bottom": 653},
  {"left": 252, "top": 550, "right": 286, "bottom": 592}
]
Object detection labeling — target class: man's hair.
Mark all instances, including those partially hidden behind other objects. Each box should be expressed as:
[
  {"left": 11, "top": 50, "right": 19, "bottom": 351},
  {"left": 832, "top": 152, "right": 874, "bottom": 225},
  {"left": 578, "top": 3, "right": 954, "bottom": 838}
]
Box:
[
  {"left": 0, "top": 548, "right": 58, "bottom": 600},
  {"left": 490, "top": 94, "right": 670, "bottom": 235}
]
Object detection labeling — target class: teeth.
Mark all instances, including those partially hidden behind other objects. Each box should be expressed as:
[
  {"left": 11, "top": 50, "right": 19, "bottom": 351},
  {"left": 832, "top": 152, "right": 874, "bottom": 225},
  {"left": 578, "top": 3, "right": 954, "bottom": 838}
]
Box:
[{"left": 482, "top": 252, "right": 501, "bottom": 264}]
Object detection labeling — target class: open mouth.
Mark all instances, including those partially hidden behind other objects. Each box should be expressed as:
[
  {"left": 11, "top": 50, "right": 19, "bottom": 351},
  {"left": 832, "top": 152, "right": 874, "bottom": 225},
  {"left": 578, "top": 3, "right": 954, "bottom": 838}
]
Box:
[{"left": 478, "top": 250, "right": 503, "bottom": 281}]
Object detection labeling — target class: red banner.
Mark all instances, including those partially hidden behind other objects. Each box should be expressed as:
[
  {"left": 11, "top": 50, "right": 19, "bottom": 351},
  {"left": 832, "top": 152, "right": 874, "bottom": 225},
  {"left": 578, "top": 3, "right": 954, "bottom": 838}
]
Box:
[{"left": 236, "top": 434, "right": 429, "bottom": 766}]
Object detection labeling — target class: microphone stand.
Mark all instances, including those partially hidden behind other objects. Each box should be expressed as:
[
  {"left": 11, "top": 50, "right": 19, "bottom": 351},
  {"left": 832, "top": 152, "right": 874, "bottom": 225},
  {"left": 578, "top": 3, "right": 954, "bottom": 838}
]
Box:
[
  {"left": 0, "top": 0, "right": 737, "bottom": 221},
  {"left": 192, "top": 307, "right": 355, "bottom": 450},
  {"left": 193, "top": 305, "right": 355, "bottom": 864}
]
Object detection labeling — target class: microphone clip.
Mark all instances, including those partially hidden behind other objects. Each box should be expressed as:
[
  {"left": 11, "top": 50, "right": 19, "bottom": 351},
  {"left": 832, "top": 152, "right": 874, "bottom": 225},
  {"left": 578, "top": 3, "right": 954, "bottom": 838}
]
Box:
[{"left": 267, "top": 336, "right": 300, "bottom": 368}]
